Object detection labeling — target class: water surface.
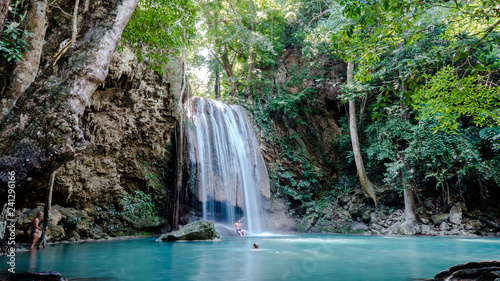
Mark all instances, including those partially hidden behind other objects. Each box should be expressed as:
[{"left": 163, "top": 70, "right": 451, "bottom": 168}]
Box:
[{"left": 2, "top": 234, "right": 500, "bottom": 280}]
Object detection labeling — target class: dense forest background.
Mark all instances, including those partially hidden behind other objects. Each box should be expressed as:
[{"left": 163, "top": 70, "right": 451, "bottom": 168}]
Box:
[
  {"left": 1, "top": 0, "right": 499, "bottom": 238},
  {"left": 170, "top": 0, "right": 500, "bottom": 232}
]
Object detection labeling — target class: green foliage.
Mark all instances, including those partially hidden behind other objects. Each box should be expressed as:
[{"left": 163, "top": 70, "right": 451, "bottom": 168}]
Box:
[
  {"left": 406, "top": 120, "right": 489, "bottom": 192},
  {"left": 122, "top": 190, "right": 162, "bottom": 228},
  {"left": 479, "top": 127, "right": 500, "bottom": 151},
  {"left": 413, "top": 66, "right": 500, "bottom": 132},
  {"left": 363, "top": 106, "right": 413, "bottom": 189},
  {"left": 182, "top": 0, "right": 500, "bottom": 216},
  {"left": 273, "top": 132, "right": 326, "bottom": 209},
  {"left": 268, "top": 87, "right": 315, "bottom": 125},
  {"left": 121, "top": 0, "right": 198, "bottom": 74},
  {"left": 188, "top": 0, "right": 280, "bottom": 97},
  {"left": 0, "top": 2, "right": 32, "bottom": 62},
  {"left": 363, "top": 105, "right": 498, "bottom": 198},
  {"left": 328, "top": 175, "right": 359, "bottom": 197}
]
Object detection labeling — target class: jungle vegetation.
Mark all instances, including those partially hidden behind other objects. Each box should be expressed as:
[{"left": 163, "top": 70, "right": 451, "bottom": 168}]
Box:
[{"left": 2, "top": 0, "right": 499, "bottom": 227}]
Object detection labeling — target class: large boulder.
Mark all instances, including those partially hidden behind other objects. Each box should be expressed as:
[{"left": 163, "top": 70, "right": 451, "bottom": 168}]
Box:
[
  {"left": 465, "top": 219, "right": 483, "bottom": 231},
  {"left": 431, "top": 213, "right": 449, "bottom": 225},
  {"left": 157, "top": 220, "right": 220, "bottom": 241},
  {"left": 350, "top": 222, "right": 369, "bottom": 232},
  {"left": 449, "top": 205, "right": 463, "bottom": 224}
]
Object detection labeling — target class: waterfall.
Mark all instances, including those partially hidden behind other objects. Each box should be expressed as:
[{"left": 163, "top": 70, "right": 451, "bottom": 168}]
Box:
[{"left": 185, "top": 97, "right": 270, "bottom": 234}]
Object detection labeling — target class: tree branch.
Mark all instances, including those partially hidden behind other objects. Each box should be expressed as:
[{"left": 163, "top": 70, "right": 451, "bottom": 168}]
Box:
[
  {"left": 71, "top": 0, "right": 80, "bottom": 45},
  {"left": 307, "top": 9, "right": 330, "bottom": 28}
]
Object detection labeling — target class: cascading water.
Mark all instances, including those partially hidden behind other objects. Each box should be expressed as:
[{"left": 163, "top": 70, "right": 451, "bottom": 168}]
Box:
[{"left": 185, "top": 97, "right": 270, "bottom": 234}]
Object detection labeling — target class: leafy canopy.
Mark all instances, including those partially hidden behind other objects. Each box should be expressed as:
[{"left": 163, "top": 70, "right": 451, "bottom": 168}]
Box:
[
  {"left": 413, "top": 66, "right": 500, "bottom": 132},
  {"left": 121, "top": 0, "right": 198, "bottom": 74}
]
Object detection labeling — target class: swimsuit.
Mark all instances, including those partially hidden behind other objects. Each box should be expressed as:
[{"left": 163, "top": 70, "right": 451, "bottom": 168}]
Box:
[{"left": 236, "top": 229, "right": 241, "bottom": 232}]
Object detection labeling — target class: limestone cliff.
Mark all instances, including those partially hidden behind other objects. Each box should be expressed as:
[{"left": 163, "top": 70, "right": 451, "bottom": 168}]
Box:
[
  {"left": 53, "top": 47, "right": 181, "bottom": 238},
  {"left": 8, "top": 47, "right": 182, "bottom": 242},
  {"left": 255, "top": 47, "right": 347, "bottom": 232}
]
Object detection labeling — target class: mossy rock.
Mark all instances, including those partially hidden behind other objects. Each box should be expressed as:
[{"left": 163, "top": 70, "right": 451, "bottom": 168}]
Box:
[{"left": 157, "top": 220, "right": 220, "bottom": 241}]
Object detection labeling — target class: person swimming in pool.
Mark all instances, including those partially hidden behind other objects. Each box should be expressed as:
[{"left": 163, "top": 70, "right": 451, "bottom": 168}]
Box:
[{"left": 233, "top": 219, "right": 246, "bottom": 237}]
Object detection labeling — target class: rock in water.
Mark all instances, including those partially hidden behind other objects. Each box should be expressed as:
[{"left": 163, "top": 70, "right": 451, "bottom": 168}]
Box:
[
  {"left": 434, "top": 260, "right": 500, "bottom": 280},
  {"left": 6, "top": 271, "right": 67, "bottom": 281},
  {"left": 157, "top": 220, "right": 220, "bottom": 241}
]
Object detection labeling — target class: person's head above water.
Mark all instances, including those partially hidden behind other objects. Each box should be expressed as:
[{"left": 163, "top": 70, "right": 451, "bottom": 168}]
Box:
[{"left": 253, "top": 243, "right": 259, "bottom": 249}]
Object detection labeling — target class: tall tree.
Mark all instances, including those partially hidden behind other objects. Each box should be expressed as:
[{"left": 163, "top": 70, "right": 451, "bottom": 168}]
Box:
[
  {"left": 347, "top": 61, "right": 378, "bottom": 205},
  {"left": 399, "top": 77, "right": 418, "bottom": 234}
]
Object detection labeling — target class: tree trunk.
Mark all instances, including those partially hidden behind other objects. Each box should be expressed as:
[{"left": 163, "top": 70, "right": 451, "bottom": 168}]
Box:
[
  {"left": 347, "top": 60, "right": 377, "bottom": 205},
  {"left": 214, "top": 62, "right": 220, "bottom": 99},
  {"left": 172, "top": 121, "right": 183, "bottom": 230},
  {"left": 400, "top": 80, "right": 418, "bottom": 227},
  {"left": 0, "top": 0, "right": 139, "bottom": 188},
  {"left": 399, "top": 74, "right": 419, "bottom": 234},
  {"left": 401, "top": 148, "right": 417, "bottom": 226},
  {"left": 221, "top": 50, "right": 238, "bottom": 96},
  {"left": 172, "top": 31, "right": 188, "bottom": 230},
  {"left": 72, "top": 0, "right": 80, "bottom": 45},
  {"left": 38, "top": 171, "right": 55, "bottom": 249},
  {"left": 0, "top": 0, "right": 48, "bottom": 123},
  {"left": 246, "top": 1, "right": 254, "bottom": 93},
  {"left": 0, "top": 0, "right": 11, "bottom": 34}
]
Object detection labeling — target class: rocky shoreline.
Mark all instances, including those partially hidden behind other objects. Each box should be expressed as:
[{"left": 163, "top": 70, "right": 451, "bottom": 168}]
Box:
[
  {"left": 297, "top": 204, "right": 500, "bottom": 237},
  {"left": 2, "top": 195, "right": 498, "bottom": 254},
  {"left": 2, "top": 206, "right": 498, "bottom": 253},
  {"left": 280, "top": 192, "right": 500, "bottom": 237}
]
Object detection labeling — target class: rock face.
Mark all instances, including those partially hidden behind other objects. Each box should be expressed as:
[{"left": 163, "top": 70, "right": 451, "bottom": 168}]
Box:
[
  {"left": 157, "top": 220, "right": 220, "bottom": 241},
  {"left": 288, "top": 195, "right": 497, "bottom": 237},
  {"left": 10, "top": 47, "right": 182, "bottom": 241},
  {"left": 55, "top": 46, "right": 179, "bottom": 212},
  {"left": 265, "top": 199, "right": 296, "bottom": 232},
  {"left": 14, "top": 205, "right": 95, "bottom": 242},
  {"left": 0, "top": 0, "right": 139, "bottom": 189}
]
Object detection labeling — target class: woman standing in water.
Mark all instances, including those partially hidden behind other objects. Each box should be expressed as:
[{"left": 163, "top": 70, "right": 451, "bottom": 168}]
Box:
[{"left": 30, "top": 211, "right": 43, "bottom": 250}]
